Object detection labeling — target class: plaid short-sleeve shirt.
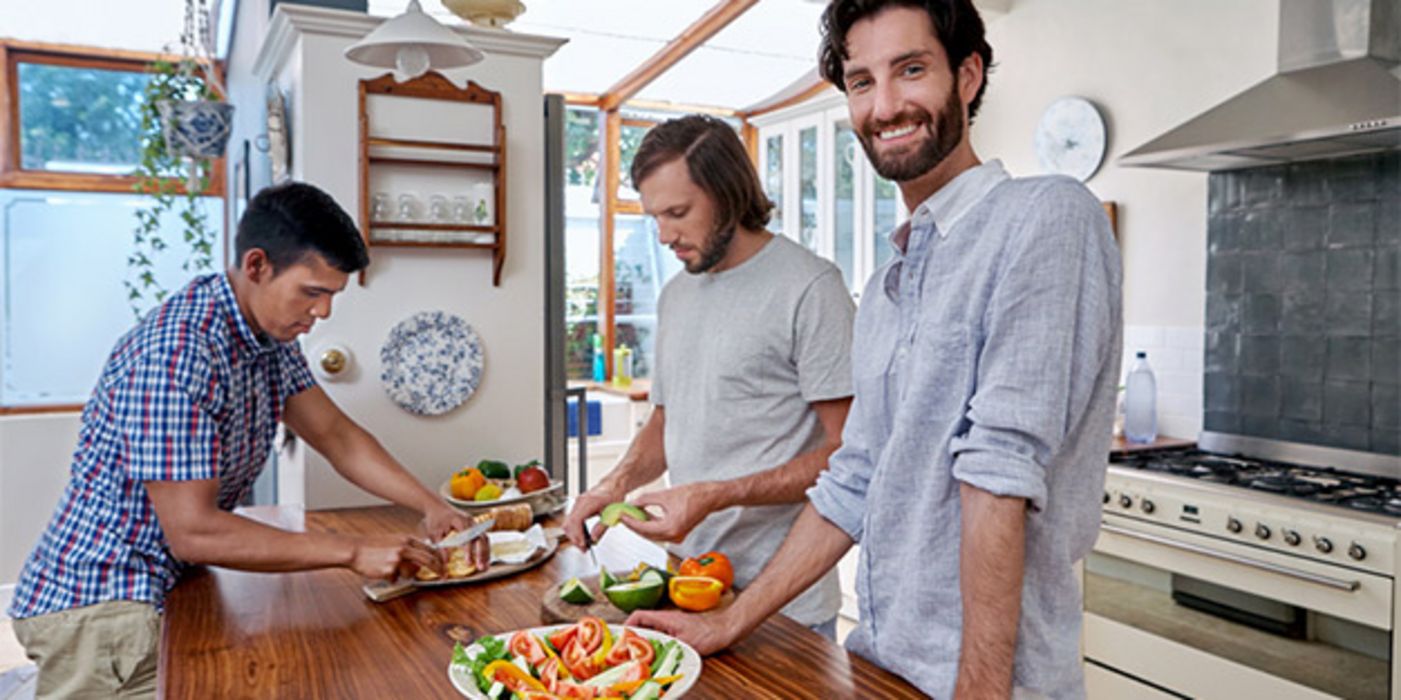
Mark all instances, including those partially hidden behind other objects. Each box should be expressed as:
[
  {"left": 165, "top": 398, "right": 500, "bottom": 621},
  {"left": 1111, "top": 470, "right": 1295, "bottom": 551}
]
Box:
[{"left": 8, "top": 273, "right": 317, "bottom": 618}]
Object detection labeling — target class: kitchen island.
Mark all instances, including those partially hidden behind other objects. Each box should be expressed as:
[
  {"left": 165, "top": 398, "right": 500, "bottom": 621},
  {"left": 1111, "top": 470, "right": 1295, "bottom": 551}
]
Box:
[{"left": 159, "top": 505, "right": 924, "bottom": 698}]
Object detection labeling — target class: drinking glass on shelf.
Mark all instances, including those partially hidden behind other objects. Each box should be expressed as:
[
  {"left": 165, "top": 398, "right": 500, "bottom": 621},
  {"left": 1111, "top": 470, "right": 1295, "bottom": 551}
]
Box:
[
  {"left": 453, "top": 196, "right": 473, "bottom": 223},
  {"left": 429, "top": 194, "right": 450, "bottom": 222},
  {"left": 370, "top": 192, "right": 391, "bottom": 222},
  {"left": 397, "top": 193, "right": 418, "bottom": 221}
]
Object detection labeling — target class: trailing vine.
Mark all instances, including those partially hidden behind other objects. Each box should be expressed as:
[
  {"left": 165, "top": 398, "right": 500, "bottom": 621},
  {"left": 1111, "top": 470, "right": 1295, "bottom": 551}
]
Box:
[{"left": 126, "top": 58, "right": 219, "bottom": 319}]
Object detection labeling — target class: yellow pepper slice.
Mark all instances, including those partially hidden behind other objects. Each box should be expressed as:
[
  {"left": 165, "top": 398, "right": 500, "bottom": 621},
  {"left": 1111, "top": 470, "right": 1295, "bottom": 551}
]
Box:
[{"left": 481, "top": 660, "right": 547, "bottom": 693}]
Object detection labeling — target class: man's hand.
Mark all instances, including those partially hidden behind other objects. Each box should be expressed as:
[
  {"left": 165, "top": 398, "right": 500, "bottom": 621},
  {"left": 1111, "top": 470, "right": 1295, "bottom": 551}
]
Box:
[
  {"left": 349, "top": 534, "right": 441, "bottom": 580},
  {"left": 623, "top": 483, "right": 718, "bottom": 543},
  {"left": 422, "top": 501, "right": 470, "bottom": 541},
  {"left": 625, "top": 608, "right": 745, "bottom": 656},
  {"left": 563, "top": 483, "right": 624, "bottom": 549}
]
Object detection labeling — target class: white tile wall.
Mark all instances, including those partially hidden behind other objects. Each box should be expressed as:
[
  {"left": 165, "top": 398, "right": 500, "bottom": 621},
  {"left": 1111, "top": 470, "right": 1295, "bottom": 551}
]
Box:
[{"left": 1123, "top": 325, "right": 1204, "bottom": 440}]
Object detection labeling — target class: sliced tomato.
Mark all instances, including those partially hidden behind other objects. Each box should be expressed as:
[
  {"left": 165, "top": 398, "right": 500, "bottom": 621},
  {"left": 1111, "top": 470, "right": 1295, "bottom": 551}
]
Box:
[
  {"left": 603, "top": 638, "right": 633, "bottom": 667},
  {"left": 555, "top": 681, "right": 598, "bottom": 699},
  {"left": 510, "top": 630, "right": 550, "bottom": 667},
  {"left": 539, "top": 656, "right": 567, "bottom": 693},
  {"left": 547, "top": 626, "right": 578, "bottom": 653},
  {"left": 622, "top": 630, "right": 655, "bottom": 668},
  {"left": 574, "top": 616, "right": 606, "bottom": 654},
  {"left": 561, "top": 638, "right": 597, "bottom": 680}
]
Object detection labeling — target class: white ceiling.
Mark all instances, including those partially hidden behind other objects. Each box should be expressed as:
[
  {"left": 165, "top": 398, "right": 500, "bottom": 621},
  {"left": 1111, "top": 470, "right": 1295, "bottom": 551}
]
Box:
[{"left": 370, "top": 0, "right": 830, "bottom": 110}]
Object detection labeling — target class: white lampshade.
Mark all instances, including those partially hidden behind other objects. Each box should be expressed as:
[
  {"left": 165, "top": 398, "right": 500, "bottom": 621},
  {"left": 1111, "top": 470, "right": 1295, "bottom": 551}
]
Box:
[{"left": 345, "top": 0, "right": 484, "bottom": 80}]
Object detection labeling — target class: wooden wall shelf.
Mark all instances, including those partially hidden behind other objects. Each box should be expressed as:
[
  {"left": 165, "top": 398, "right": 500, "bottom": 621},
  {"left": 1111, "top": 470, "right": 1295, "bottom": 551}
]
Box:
[{"left": 357, "top": 72, "right": 508, "bottom": 285}]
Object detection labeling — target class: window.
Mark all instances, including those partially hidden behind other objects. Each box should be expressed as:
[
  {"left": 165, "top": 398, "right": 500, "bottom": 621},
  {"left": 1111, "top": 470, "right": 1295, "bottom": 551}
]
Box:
[
  {"left": 798, "top": 125, "right": 818, "bottom": 252},
  {"left": 0, "top": 43, "right": 225, "bottom": 411},
  {"left": 756, "top": 103, "right": 909, "bottom": 299},
  {"left": 763, "top": 133, "right": 783, "bottom": 234},
  {"left": 833, "top": 124, "right": 857, "bottom": 288},
  {"left": 564, "top": 106, "right": 602, "bottom": 380}
]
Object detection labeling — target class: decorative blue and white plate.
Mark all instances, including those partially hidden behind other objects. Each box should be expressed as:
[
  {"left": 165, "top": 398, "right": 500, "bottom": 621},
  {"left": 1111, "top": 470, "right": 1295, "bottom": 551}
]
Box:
[{"left": 380, "top": 312, "right": 483, "bottom": 416}]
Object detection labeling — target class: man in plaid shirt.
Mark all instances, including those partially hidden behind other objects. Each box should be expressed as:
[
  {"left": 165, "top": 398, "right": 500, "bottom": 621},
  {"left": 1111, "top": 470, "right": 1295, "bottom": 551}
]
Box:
[{"left": 7, "top": 182, "right": 467, "bottom": 698}]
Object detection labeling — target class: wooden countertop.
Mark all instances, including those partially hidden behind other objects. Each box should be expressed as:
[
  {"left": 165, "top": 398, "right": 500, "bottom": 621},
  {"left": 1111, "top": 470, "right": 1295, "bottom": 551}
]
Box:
[
  {"left": 569, "top": 379, "right": 651, "bottom": 402},
  {"left": 160, "top": 505, "right": 922, "bottom": 699}
]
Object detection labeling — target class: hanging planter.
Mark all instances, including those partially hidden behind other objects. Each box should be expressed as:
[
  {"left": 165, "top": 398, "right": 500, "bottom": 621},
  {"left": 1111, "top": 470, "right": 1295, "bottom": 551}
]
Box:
[{"left": 157, "top": 98, "right": 234, "bottom": 160}]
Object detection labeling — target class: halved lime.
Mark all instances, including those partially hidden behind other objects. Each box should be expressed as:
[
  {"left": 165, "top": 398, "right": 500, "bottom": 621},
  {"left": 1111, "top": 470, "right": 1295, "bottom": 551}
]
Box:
[
  {"left": 559, "top": 577, "right": 595, "bottom": 605},
  {"left": 599, "top": 502, "right": 649, "bottom": 527},
  {"left": 603, "top": 579, "right": 665, "bottom": 612},
  {"left": 599, "top": 567, "right": 619, "bottom": 589}
]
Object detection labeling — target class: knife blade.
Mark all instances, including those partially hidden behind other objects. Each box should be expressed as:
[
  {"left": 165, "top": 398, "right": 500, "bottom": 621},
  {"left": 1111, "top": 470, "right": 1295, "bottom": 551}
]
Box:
[
  {"left": 433, "top": 517, "right": 494, "bottom": 550},
  {"left": 582, "top": 523, "right": 601, "bottom": 570}
]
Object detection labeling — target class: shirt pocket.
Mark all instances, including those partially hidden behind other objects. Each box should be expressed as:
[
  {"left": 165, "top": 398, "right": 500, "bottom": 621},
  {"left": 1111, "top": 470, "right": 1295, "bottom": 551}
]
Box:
[{"left": 904, "top": 321, "right": 976, "bottom": 426}]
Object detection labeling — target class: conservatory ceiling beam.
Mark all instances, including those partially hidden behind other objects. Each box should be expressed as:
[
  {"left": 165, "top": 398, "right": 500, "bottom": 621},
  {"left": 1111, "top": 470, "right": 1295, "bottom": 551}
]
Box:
[{"left": 598, "top": 0, "right": 758, "bottom": 112}]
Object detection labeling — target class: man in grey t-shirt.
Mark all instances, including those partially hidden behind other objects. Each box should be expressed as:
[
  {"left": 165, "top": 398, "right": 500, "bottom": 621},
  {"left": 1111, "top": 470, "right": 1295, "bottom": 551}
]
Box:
[
  {"left": 630, "top": 2, "right": 1121, "bottom": 698},
  {"left": 563, "top": 115, "right": 854, "bottom": 633}
]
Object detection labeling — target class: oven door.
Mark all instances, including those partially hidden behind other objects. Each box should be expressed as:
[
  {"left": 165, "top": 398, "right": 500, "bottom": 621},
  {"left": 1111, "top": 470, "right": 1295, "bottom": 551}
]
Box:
[{"left": 1084, "top": 514, "right": 1393, "bottom": 700}]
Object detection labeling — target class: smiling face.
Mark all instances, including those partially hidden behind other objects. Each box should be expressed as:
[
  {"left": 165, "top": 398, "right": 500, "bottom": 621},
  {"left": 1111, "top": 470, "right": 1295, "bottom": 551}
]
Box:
[
  {"left": 239, "top": 250, "right": 348, "bottom": 342},
  {"left": 841, "top": 5, "right": 973, "bottom": 183},
  {"left": 638, "top": 157, "right": 735, "bottom": 274}
]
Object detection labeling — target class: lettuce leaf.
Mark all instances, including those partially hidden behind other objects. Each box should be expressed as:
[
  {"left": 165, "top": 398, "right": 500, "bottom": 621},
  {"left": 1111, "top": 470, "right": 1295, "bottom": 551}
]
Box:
[{"left": 469, "top": 635, "right": 511, "bottom": 693}]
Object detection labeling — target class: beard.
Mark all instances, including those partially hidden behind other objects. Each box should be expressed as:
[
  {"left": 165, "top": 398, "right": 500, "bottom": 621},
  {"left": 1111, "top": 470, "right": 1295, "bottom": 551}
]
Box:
[
  {"left": 681, "top": 223, "right": 736, "bottom": 274},
  {"left": 857, "top": 82, "right": 965, "bottom": 182}
]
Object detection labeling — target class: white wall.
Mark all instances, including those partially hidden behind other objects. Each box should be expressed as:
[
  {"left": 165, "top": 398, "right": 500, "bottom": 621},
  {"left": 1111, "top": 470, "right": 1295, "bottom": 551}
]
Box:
[
  {"left": 259, "top": 9, "right": 564, "bottom": 508},
  {"left": 0, "top": 415, "right": 79, "bottom": 582},
  {"left": 973, "top": 0, "right": 1279, "bottom": 329}
]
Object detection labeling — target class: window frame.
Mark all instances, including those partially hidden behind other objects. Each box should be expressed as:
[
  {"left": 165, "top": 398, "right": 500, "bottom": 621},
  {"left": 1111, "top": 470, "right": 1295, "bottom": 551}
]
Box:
[
  {"left": 0, "top": 39, "right": 226, "bottom": 196},
  {"left": 0, "top": 40, "right": 227, "bottom": 414}
]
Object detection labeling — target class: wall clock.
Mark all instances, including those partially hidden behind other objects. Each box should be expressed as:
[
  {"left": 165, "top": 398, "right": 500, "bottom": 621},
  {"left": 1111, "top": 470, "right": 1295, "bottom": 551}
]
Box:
[{"left": 1033, "top": 96, "right": 1106, "bottom": 182}]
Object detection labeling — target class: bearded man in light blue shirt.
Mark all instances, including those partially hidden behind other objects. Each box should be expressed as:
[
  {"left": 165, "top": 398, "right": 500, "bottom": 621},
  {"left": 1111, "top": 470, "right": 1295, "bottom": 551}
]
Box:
[{"left": 629, "top": 1, "right": 1122, "bottom": 698}]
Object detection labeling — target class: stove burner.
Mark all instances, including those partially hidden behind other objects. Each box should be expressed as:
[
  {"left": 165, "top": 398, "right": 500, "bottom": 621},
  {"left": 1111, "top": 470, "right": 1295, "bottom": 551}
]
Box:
[{"left": 1112, "top": 448, "right": 1400, "bottom": 517}]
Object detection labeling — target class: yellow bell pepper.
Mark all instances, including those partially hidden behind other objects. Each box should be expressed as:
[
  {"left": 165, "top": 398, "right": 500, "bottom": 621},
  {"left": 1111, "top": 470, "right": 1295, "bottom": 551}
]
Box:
[
  {"left": 591, "top": 623, "right": 615, "bottom": 666},
  {"left": 481, "top": 660, "right": 547, "bottom": 692}
]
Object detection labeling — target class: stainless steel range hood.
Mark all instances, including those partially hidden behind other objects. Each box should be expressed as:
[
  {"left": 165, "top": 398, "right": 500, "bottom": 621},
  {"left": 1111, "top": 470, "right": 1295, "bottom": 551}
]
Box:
[{"left": 1121, "top": 0, "right": 1401, "bottom": 171}]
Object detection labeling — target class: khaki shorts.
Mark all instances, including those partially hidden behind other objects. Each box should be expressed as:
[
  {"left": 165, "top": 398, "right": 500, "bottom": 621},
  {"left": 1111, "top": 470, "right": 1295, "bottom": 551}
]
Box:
[{"left": 12, "top": 600, "right": 159, "bottom": 700}]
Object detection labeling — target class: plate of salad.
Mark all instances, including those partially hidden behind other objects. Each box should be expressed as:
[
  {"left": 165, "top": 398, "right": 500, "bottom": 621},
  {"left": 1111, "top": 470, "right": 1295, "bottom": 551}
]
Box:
[{"left": 449, "top": 616, "right": 700, "bottom": 699}]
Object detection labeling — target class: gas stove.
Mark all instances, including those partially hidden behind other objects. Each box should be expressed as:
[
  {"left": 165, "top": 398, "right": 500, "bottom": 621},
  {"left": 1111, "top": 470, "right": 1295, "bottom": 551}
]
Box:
[
  {"left": 1086, "top": 432, "right": 1401, "bottom": 699},
  {"left": 1112, "top": 448, "right": 1401, "bottom": 517}
]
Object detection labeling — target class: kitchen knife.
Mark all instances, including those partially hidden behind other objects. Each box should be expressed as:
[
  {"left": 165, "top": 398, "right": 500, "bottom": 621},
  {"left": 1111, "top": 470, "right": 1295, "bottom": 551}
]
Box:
[{"left": 433, "top": 517, "right": 494, "bottom": 550}]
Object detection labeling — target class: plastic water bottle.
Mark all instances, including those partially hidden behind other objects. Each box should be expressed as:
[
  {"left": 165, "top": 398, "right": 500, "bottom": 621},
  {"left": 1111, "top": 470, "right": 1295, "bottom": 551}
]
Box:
[
  {"left": 590, "top": 333, "right": 605, "bottom": 383},
  {"left": 1124, "top": 351, "right": 1158, "bottom": 444}
]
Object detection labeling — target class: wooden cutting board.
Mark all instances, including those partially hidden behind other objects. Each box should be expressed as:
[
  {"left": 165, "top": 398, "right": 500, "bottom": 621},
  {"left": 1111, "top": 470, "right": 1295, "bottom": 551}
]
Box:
[{"left": 540, "top": 572, "right": 735, "bottom": 625}]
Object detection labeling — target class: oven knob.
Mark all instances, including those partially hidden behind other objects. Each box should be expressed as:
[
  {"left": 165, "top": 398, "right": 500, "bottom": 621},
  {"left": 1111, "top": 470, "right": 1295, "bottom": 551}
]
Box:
[
  {"left": 1141, "top": 499, "right": 1156, "bottom": 514},
  {"left": 1255, "top": 523, "right": 1272, "bottom": 540},
  {"left": 1119, "top": 494, "right": 1133, "bottom": 509},
  {"left": 1348, "top": 543, "right": 1366, "bottom": 561},
  {"left": 1283, "top": 529, "right": 1301, "bottom": 547},
  {"left": 1314, "top": 536, "right": 1333, "bottom": 554},
  {"left": 1103, "top": 491, "right": 1110, "bottom": 505},
  {"left": 1227, "top": 517, "right": 1243, "bottom": 533}
]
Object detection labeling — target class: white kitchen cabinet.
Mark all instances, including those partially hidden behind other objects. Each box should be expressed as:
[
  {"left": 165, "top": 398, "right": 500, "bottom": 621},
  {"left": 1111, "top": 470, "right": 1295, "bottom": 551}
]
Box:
[{"left": 755, "top": 95, "right": 908, "bottom": 297}]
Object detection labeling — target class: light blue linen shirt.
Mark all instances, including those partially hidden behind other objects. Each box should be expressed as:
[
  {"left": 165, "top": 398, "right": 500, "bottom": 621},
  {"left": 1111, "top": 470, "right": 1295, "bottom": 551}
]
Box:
[{"left": 808, "top": 160, "right": 1122, "bottom": 699}]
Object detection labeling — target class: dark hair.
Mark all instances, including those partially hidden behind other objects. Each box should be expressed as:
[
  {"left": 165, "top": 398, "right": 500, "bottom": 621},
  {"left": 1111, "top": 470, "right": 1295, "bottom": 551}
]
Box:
[
  {"left": 630, "top": 115, "right": 773, "bottom": 234},
  {"left": 235, "top": 181, "right": 370, "bottom": 274},
  {"left": 819, "top": 0, "right": 993, "bottom": 120}
]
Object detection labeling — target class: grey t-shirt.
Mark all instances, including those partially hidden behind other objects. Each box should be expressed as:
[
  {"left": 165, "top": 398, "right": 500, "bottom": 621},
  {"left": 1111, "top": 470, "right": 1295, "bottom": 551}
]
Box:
[{"left": 650, "top": 234, "right": 854, "bottom": 625}]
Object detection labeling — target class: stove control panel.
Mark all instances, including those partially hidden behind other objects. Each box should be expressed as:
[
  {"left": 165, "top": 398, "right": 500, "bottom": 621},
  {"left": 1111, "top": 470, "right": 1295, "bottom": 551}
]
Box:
[{"left": 1103, "top": 469, "right": 1396, "bottom": 577}]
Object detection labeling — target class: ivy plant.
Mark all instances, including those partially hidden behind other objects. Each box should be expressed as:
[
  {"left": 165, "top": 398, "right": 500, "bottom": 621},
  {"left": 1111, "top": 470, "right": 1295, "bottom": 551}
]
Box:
[{"left": 126, "top": 58, "right": 219, "bottom": 319}]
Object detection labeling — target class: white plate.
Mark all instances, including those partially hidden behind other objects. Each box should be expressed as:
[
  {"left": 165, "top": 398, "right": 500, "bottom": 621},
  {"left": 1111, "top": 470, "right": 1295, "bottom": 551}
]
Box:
[
  {"left": 380, "top": 311, "right": 483, "bottom": 416},
  {"left": 439, "top": 478, "right": 565, "bottom": 514},
  {"left": 448, "top": 624, "right": 702, "bottom": 699}
]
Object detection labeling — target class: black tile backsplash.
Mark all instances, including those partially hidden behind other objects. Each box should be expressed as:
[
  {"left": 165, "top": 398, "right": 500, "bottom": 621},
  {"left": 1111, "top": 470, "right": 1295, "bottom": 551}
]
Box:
[{"left": 1205, "top": 151, "right": 1401, "bottom": 454}]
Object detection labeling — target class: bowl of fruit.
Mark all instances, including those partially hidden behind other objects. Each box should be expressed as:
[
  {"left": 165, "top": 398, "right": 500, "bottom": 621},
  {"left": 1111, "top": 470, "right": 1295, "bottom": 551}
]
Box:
[{"left": 440, "top": 459, "right": 565, "bottom": 517}]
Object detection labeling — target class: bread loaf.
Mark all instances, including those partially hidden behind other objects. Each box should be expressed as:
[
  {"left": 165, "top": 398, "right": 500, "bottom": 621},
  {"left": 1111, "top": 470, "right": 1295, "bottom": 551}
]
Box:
[{"left": 473, "top": 503, "right": 533, "bottom": 532}]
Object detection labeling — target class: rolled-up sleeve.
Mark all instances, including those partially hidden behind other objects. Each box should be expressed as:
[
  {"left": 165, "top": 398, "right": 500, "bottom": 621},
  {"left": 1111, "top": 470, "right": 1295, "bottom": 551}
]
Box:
[
  {"left": 808, "top": 391, "right": 877, "bottom": 541},
  {"left": 949, "top": 179, "right": 1116, "bottom": 512}
]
